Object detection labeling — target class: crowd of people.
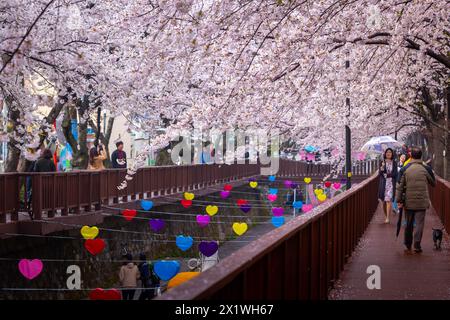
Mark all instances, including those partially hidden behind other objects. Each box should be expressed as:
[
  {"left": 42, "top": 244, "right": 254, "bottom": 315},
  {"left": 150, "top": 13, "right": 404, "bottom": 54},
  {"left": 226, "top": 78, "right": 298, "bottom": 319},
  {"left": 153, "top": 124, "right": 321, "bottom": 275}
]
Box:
[{"left": 377, "top": 145, "right": 436, "bottom": 254}]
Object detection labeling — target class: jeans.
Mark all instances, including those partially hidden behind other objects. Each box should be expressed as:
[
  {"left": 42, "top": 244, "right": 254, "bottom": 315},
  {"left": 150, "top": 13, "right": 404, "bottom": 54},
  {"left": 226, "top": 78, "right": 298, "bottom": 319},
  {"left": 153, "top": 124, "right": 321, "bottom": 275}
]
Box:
[
  {"left": 122, "top": 289, "right": 136, "bottom": 300},
  {"left": 404, "top": 210, "right": 425, "bottom": 250}
]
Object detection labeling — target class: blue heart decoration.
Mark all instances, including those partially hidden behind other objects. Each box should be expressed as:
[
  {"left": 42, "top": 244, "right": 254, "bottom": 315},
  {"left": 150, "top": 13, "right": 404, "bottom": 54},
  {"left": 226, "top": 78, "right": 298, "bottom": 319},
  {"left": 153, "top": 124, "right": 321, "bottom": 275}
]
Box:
[
  {"left": 268, "top": 175, "right": 276, "bottom": 182},
  {"left": 176, "top": 235, "right": 194, "bottom": 251},
  {"left": 293, "top": 201, "right": 303, "bottom": 209},
  {"left": 271, "top": 216, "right": 285, "bottom": 228},
  {"left": 141, "top": 200, "right": 153, "bottom": 211},
  {"left": 153, "top": 260, "right": 180, "bottom": 281},
  {"left": 269, "top": 188, "right": 278, "bottom": 195}
]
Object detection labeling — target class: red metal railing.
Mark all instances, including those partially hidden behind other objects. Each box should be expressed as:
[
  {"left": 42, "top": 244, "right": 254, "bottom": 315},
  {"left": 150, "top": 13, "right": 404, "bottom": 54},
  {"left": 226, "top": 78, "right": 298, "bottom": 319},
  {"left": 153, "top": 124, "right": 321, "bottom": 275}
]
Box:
[
  {"left": 157, "top": 174, "right": 380, "bottom": 300},
  {"left": 429, "top": 176, "right": 450, "bottom": 232}
]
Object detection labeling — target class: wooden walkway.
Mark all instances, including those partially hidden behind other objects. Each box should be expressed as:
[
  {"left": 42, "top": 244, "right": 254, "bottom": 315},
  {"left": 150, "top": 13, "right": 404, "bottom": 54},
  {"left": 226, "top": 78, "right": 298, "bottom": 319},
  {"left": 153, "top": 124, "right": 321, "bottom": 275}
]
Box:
[{"left": 329, "top": 203, "right": 450, "bottom": 300}]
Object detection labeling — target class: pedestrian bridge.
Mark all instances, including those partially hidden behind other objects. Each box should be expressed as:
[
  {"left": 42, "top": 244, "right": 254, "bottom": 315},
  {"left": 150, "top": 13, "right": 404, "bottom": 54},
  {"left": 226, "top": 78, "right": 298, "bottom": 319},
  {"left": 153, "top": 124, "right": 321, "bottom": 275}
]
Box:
[{"left": 0, "top": 159, "right": 448, "bottom": 299}]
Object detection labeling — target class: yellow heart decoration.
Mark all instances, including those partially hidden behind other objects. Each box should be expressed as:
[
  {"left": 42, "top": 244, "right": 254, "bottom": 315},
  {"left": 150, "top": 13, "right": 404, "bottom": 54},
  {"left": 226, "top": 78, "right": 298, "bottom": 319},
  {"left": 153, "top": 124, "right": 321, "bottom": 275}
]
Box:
[
  {"left": 314, "top": 188, "right": 324, "bottom": 195},
  {"left": 232, "top": 222, "right": 248, "bottom": 236},
  {"left": 206, "top": 205, "right": 219, "bottom": 216},
  {"left": 184, "top": 192, "right": 195, "bottom": 200},
  {"left": 317, "top": 194, "right": 327, "bottom": 202},
  {"left": 80, "top": 226, "right": 99, "bottom": 240},
  {"left": 249, "top": 181, "right": 258, "bottom": 188},
  {"left": 304, "top": 177, "right": 311, "bottom": 184}
]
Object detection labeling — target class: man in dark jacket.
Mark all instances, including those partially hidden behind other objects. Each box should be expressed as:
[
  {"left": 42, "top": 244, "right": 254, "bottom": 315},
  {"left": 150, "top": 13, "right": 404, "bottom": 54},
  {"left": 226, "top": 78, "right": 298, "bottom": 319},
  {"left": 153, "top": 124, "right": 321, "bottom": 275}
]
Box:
[
  {"left": 396, "top": 147, "right": 436, "bottom": 254},
  {"left": 111, "top": 141, "right": 127, "bottom": 169}
]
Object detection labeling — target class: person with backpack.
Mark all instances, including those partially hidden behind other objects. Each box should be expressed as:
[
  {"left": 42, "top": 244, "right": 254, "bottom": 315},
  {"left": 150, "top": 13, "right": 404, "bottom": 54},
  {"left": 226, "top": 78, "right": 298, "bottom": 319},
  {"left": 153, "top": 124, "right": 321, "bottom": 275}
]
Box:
[
  {"left": 138, "top": 253, "right": 160, "bottom": 300},
  {"left": 396, "top": 147, "right": 436, "bottom": 254}
]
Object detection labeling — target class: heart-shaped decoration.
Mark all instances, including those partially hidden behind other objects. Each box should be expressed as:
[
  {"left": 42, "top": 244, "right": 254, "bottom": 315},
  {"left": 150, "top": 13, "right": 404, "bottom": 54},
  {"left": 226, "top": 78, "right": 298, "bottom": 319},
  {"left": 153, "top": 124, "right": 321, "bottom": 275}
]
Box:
[
  {"left": 149, "top": 219, "right": 165, "bottom": 232},
  {"left": 80, "top": 226, "right": 99, "bottom": 240},
  {"left": 239, "top": 203, "right": 251, "bottom": 213},
  {"left": 271, "top": 216, "right": 285, "bottom": 228},
  {"left": 324, "top": 181, "right": 332, "bottom": 188},
  {"left": 268, "top": 188, "right": 278, "bottom": 195},
  {"left": 141, "top": 200, "right": 153, "bottom": 211},
  {"left": 18, "top": 259, "right": 43, "bottom": 280},
  {"left": 89, "top": 288, "right": 121, "bottom": 300},
  {"left": 154, "top": 260, "right": 180, "bottom": 281},
  {"left": 223, "top": 184, "right": 233, "bottom": 191},
  {"left": 249, "top": 181, "right": 258, "bottom": 188},
  {"left": 176, "top": 235, "right": 194, "bottom": 251},
  {"left": 304, "top": 177, "right": 312, "bottom": 184},
  {"left": 293, "top": 201, "right": 303, "bottom": 209},
  {"left": 184, "top": 192, "right": 195, "bottom": 200},
  {"left": 332, "top": 183, "right": 341, "bottom": 190},
  {"left": 302, "top": 204, "right": 313, "bottom": 213},
  {"left": 314, "top": 188, "right": 324, "bottom": 195},
  {"left": 284, "top": 180, "right": 292, "bottom": 188},
  {"left": 220, "top": 191, "right": 230, "bottom": 199},
  {"left": 206, "top": 205, "right": 218, "bottom": 216},
  {"left": 236, "top": 199, "right": 248, "bottom": 206},
  {"left": 181, "top": 199, "right": 192, "bottom": 208},
  {"left": 267, "top": 194, "right": 277, "bottom": 202},
  {"left": 268, "top": 175, "right": 276, "bottom": 182},
  {"left": 122, "top": 209, "right": 137, "bottom": 221},
  {"left": 272, "top": 207, "right": 284, "bottom": 216},
  {"left": 291, "top": 182, "right": 298, "bottom": 189},
  {"left": 232, "top": 222, "right": 248, "bottom": 236},
  {"left": 196, "top": 215, "right": 210, "bottom": 227},
  {"left": 84, "top": 239, "right": 105, "bottom": 255},
  {"left": 198, "top": 241, "right": 219, "bottom": 257},
  {"left": 317, "top": 194, "right": 327, "bottom": 202}
]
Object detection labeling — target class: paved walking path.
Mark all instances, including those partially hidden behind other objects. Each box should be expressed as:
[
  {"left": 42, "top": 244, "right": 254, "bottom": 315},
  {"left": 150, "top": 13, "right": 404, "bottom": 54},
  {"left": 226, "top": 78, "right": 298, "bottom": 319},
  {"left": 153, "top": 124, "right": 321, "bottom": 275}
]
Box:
[{"left": 329, "top": 203, "right": 450, "bottom": 300}]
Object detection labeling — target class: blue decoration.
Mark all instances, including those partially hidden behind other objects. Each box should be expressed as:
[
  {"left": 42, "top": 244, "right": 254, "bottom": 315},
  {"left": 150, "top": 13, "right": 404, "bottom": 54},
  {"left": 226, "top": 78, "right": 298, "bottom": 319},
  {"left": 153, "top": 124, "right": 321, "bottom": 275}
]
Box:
[
  {"left": 269, "top": 188, "right": 278, "bottom": 195},
  {"left": 268, "top": 175, "right": 276, "bottom": 182},
  {"left": 154, "top": 260, "right": 180, "bottom": 281},
  {"left": 141, "top": 200, "right": 153, "bottom": 211},
  {"left": 271, "top": 216, "right": 285, "bottom": 228},
  {"left": 293, "top": 201, "right": 303, "bottom": 209},
  {"left": 176, "top": 235, "right": 194, "bottom": 251}
]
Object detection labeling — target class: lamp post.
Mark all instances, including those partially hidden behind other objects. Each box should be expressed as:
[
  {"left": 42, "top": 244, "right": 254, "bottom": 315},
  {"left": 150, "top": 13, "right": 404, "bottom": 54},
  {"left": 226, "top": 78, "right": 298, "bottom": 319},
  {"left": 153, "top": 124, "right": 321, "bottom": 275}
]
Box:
[{"left": 345, "top": 60, "right": 352, "bottom": 189}]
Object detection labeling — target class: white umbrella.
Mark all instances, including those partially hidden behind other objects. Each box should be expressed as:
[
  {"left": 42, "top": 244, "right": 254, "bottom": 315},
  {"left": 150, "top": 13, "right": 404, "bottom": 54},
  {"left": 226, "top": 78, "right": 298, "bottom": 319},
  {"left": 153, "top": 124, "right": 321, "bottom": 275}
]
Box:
[{"left": 360, "top": 136, "right": 402, "bottom": 154}]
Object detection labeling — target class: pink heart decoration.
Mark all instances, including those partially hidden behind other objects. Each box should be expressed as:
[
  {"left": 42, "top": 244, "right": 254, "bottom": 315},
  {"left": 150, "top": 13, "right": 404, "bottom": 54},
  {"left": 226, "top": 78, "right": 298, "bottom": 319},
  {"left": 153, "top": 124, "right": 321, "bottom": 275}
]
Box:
[
  {"left": 332, "top": 183, "right": 341, "bottom": 190},
  {"left": 272, "top": 207, "right": 284, "bottom": 216},
  {"left": 267, "top": 194, "right": 277, "bottom": 202},
  {"left": 18, "top": 259, "right": 43, "bottom": 280},
  {"left": 196, "top": 215, "right": 210, "bottom": 228},
  {"left": 302, "top": 204, "right": 313, "bottom": 213},
  {"left": 220, "top": 191, "right": 230, "bottom": 199}
]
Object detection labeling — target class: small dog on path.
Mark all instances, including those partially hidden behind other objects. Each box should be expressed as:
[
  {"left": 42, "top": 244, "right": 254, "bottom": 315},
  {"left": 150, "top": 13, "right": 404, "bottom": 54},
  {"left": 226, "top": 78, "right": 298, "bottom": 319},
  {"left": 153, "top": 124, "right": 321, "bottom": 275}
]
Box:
[{"left": 432, "top": 228, "right": 443, "bottom": 250}]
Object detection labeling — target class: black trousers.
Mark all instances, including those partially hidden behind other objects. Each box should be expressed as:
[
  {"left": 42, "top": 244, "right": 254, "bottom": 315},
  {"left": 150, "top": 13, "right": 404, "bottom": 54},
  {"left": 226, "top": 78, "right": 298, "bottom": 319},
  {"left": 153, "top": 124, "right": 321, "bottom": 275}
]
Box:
[
  {"left": 122, "top": 289, "right": 135, "bottom": 300},
  {"left": 139, "top": 288, "right": 155, "bottom": 300}
]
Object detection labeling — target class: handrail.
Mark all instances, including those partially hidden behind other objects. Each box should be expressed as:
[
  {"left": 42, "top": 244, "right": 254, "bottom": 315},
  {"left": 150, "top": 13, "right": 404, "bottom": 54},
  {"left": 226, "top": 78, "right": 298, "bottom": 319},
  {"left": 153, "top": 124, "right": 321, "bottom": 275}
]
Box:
[
  {"left": 157, "top": 174, "right": 379, "bottom": 300},
  {"left": 429, "top": 175, "right": 450, "bottom": 232}
]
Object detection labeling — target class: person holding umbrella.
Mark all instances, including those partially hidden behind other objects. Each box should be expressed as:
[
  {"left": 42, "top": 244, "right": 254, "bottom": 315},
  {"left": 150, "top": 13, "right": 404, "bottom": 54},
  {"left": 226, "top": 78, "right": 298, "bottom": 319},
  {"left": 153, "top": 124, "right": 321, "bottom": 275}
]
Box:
[{"left": 377, "top": 148, "right": 398, "bottom": 224}]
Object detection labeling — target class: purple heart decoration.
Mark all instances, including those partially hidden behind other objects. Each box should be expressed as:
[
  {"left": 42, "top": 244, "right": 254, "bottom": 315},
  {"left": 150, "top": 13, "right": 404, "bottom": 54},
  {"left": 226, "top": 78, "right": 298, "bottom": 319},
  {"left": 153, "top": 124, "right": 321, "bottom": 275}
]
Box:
[
  {"left": 220, "top": 190, "right": 230, "bottom": 199},
  {"left": 239, "top": 204, "right": 251, "bottom": 213},
  {"left": 248, "top": 177, "right": 256, "bottom": 182},
  {"left": 284, "top": 180, "right": 292, "bottom": 188},
  {"left": 272, "top": 207, "right": 284, "bottom": 216},
  {"left": 196, "top": 215, "right": 210, "bottom": 227},
  {"left": 198, "top": 241, "right": 219, "bottom": 257},
  {"left": 149, "top": 219, "right": 165, "bottom": 232},
  {"left": 291, "top": 182, "right": 298, "bottom": 189}
]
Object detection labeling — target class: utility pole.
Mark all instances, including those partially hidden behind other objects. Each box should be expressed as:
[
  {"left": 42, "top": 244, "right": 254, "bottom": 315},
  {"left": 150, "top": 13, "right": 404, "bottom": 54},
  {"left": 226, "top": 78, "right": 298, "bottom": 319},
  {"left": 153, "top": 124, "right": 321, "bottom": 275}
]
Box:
[{"left": 345, "top": 60, "right": 352, "bottom": 189}]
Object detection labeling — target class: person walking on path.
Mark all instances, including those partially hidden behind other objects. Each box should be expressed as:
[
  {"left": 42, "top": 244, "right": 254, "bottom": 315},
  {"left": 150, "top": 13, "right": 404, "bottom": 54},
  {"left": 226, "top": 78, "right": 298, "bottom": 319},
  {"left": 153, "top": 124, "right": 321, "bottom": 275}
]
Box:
[
  {"left": 33, "top": 149, "right": 56, "bottom": 172},
  {"left": 87, "top": 144, "right": 107, "bottom": 170},
  {"left": 396, "top": 147, "right": 436, "bottom": 254},
  {"left": 119, "top": 253, "right": 140, "bottom": 300},
  {"left": 138, "top": 253, "right": 156, "bottom": 300},
  {"left": 111, "top": 141, "right": 127, "bottom": 169},
  {"left": 378, "top": 148, "right": 398, "bottom": 224}
]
